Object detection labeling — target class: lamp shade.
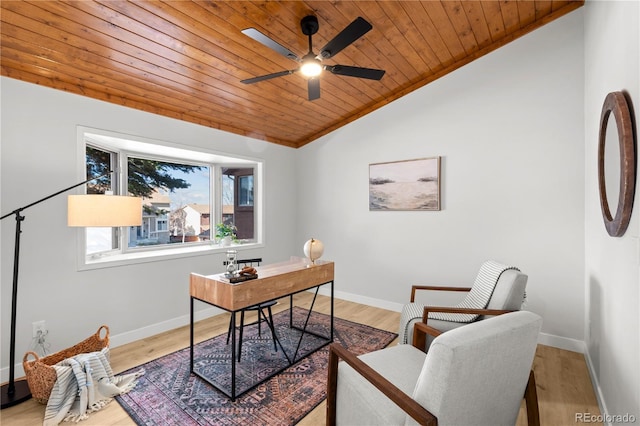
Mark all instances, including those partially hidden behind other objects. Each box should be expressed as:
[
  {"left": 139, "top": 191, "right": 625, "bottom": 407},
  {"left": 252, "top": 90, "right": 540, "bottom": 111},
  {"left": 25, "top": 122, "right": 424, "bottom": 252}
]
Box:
[{"left": 68, "top": 195, "right": 142, "bottom": 227}]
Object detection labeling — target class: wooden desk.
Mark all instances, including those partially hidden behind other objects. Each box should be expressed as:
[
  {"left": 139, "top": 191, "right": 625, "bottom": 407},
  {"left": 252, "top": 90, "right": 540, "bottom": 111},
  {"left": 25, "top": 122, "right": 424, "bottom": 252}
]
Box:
[{"left": 189, "top": 256, "right": 335, "bottom": 400}]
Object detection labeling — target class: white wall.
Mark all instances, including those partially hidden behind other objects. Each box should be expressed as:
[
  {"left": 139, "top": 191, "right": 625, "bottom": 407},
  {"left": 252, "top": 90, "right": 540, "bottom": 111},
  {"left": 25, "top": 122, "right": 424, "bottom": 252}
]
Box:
[
  {"left": 0, "top": 78, "right": 298, "bottom": 380},
  {"left": 584, "top": 0, "right": 640, "bottom": 420},
  {"left": 297, "top": 11, "right": 586, "bottom": 348}
]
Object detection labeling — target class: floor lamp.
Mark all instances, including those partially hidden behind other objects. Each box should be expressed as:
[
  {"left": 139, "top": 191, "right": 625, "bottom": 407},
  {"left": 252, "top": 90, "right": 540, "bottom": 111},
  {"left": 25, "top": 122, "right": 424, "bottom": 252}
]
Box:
[{"left": 1, "top": 173, "right": 141, "bottom": 409}]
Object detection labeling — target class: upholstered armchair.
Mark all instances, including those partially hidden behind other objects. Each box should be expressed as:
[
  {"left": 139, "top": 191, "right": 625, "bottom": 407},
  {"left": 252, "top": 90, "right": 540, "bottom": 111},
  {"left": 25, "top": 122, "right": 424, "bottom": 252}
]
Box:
[
  {"left": 327, "top": 311, "right": 542, "bottom": 426},
  {"left": 399, "top": 261, "right": 528, "bottom": 351}
]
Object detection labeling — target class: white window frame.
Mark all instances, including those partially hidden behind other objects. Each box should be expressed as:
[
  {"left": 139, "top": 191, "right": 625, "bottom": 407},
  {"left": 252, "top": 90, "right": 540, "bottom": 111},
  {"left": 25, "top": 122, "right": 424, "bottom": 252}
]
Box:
[{"left": 75, "top": 126, "right": 264, "bottom": 270}]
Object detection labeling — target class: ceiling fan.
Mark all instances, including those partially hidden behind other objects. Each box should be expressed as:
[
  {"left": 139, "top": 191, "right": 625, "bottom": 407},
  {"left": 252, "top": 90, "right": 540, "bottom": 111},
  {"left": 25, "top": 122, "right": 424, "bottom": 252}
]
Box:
[{"left": 240, "top": 15, "right": 386, "bottom": 101}]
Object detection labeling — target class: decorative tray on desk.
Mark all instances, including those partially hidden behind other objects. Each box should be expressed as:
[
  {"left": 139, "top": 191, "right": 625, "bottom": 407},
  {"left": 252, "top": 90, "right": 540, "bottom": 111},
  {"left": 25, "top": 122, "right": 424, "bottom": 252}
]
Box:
[{"left": 227, "top": 273, "right": 258, "bottom": 284}]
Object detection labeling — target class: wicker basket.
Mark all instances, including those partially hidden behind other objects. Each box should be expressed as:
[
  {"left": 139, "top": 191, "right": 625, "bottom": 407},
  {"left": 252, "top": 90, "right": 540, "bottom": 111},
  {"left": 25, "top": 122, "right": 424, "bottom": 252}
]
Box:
[{"left": 22, "top": 325, "right": 109, "bottom": 404}]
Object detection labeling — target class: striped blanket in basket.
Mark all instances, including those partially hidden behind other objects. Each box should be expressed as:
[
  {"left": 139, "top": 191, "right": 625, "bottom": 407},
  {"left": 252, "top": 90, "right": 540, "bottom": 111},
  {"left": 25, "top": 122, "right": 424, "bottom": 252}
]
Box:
[{"left": 43, "top": 347, "right": 144, "bottom": 426}]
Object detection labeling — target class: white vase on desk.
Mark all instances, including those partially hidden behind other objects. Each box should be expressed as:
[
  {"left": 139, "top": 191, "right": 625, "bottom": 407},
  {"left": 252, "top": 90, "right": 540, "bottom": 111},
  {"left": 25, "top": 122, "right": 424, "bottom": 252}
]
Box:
[{"left": 220, "top": 236, "right": 232, "bottom": 247}]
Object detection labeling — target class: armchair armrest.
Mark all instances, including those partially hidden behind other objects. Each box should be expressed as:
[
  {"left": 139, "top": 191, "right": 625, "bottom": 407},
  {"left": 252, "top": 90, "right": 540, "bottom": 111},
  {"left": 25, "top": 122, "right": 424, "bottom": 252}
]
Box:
[
  {"left": 411, "top": 307, "right": 515, "bottom": 350},
  {"left": 421, "top": 306, "right": 514, "bottom": 322},
  {"left": 326, "top": 343, "right": 437, "bottom": 426},
  {"left": 410, "top": 285, "right": 472, "bottom": 302},
  {"left": 412, "top": 322, "right": 442, "bottom": 350}
]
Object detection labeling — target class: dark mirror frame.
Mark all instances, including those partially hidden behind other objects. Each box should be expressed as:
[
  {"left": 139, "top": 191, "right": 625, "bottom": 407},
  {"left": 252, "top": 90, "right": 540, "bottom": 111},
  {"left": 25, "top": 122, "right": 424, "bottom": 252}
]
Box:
[{"left": 598, "top": 91, "right": 636, "bottom": 237}]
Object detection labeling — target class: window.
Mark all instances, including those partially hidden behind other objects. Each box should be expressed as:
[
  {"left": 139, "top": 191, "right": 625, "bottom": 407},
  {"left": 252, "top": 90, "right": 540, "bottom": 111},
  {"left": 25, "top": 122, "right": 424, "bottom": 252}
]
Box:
[
  {"left": 239, "top": 176, "right": 254, "bottom": 206},
  {"left": 80, "top": 128, "right": 262, "bottom": 268},
  {"left": 222, "top": 168, "right": 255, "bottom": 240},
  {"left": 126, "top": 155, "right": 210, "bottom": 247},
  {"left": 85, "top": 146, "right": 119, "bottom": 255}
]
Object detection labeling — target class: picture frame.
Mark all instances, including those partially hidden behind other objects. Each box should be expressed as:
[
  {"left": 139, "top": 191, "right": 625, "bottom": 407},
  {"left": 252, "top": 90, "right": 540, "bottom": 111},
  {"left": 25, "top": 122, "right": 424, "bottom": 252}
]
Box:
[{"left": 369, "top": 157, "right": 441, "bottom": 211}]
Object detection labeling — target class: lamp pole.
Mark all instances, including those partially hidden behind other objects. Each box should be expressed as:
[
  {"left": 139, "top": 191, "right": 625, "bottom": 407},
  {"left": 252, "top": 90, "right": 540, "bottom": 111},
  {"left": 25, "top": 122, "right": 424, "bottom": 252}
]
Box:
[{"left": 1, "top": 171, "right": 112, "bottom": 409}]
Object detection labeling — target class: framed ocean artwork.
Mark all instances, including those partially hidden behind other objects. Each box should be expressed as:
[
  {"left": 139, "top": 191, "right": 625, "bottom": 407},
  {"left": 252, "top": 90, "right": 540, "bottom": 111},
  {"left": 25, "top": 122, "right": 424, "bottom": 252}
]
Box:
[{"left": 369, "top": 157, "right": 441, "bottom": 211}]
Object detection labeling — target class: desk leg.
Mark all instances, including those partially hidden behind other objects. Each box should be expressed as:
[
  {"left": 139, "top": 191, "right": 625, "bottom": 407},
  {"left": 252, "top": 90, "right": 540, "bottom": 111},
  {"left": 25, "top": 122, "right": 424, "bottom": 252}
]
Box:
[
  {"left": 231, "top": 311, "right": 236, "bottom": 401},
  {"left": 289, "top": 294, "right": 293, "bottom": 327},
  {"left": 190, "top": 297, "right": 194, "bottom": 373}
]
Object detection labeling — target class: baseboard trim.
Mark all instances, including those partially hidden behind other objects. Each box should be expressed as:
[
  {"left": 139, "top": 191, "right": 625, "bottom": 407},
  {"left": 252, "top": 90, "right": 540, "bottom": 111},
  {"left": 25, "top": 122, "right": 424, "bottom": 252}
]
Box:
[
  {"left": 0, "top": 305, "right": 224, "bottom": 383},
  {"left": 108, "top": 305, "right": 224, "bottom": 348},
  {"left": 316, "top": 287, "right": 405, "bottom": 313},
  {"left": 583, "top": 345, "right": 610, "bottom": 425},
  {"left": 537, "top": 332, "right": 585, "bottom": 353}
]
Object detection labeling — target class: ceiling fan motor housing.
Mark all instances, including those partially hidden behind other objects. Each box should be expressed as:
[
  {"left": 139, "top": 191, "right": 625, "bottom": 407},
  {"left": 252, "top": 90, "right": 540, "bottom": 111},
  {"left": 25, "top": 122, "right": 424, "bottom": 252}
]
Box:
[{"left": 301, "top": 15, "right": 319, "bottom": 36}]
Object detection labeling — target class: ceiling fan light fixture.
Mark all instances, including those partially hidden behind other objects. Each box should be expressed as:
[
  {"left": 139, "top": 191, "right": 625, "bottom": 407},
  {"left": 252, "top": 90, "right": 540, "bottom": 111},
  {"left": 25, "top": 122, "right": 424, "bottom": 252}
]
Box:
[
  {"left": 300, "top": 55, "right": 323, "bottom": 77},
  {"left": 241, "top": 16, "right": 384, "bottom": 100}
]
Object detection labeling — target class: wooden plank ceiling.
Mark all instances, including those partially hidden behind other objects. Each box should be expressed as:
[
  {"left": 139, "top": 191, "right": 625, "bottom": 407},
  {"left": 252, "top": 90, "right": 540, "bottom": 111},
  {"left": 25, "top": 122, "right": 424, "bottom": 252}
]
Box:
[{"left": 1, "top": 1, "right": 583, "bottom": 148}]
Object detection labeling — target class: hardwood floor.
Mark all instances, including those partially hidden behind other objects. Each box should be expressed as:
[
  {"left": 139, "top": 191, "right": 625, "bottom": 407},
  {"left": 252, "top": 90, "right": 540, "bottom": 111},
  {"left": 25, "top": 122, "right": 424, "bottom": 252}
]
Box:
[{"left": 1, "top": 294, "right": 601, "bottom": 425}]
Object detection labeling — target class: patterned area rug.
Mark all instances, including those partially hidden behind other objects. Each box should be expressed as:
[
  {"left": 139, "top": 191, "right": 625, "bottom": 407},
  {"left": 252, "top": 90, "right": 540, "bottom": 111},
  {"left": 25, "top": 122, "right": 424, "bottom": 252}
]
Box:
[{"left": 115, "top": 307, "right": 397, "bottom": 425}]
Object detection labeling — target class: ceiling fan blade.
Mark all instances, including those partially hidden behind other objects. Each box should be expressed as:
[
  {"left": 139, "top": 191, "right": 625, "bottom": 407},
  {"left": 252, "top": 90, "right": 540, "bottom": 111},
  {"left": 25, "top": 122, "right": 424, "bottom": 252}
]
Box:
[
  {"left": 318, "top": 17, "right": 372, "bottom": 59},
  {"left": 325, "top": 65, "right": 385, "bottom": 80},
  {"left": 241, "top": 69, "right": 296, "bottom": 84},
  {"left": 242, "top": 28, "right": 300, "bottom": 62},
  {"left": 308, "top": 77, "right": 320, "bottom": 101}
]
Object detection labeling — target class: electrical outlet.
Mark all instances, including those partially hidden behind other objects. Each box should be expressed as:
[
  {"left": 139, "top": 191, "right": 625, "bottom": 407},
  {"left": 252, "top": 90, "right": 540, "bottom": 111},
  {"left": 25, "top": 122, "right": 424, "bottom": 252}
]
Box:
[{"left": 32, "top": 320, "right": 46, "bottom": 338}]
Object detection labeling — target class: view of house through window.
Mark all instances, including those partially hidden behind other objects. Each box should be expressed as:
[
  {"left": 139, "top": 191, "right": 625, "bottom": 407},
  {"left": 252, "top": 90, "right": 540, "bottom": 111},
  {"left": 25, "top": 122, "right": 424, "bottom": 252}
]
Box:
[
  {"left": 222, "top": 167, "right": 255, "bottom": 240},
  {"left": 127, "top": 155, "right": 209, "bottom": 247},
  {"left": 83, "top": 131, "right": 260, "bottom": 263}
]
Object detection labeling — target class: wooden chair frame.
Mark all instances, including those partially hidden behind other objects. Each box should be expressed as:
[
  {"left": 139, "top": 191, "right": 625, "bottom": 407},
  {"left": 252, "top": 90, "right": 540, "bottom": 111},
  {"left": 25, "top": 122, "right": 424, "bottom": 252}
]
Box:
[
  {"left": 410, "top": 284, "right": 472, "bottom": 303},
  {"left": 326, "top": 284, "right": 540, "bottom": 426},
  {"left": 326, "top": 342, "right": 437, "bottom": 426}
]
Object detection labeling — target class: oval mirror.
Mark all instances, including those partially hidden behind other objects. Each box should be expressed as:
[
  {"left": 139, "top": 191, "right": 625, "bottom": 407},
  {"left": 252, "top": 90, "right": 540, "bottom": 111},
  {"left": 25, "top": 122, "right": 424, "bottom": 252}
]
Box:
[{"left": 597, "top": 91, "right": 636, "bottom": 237}]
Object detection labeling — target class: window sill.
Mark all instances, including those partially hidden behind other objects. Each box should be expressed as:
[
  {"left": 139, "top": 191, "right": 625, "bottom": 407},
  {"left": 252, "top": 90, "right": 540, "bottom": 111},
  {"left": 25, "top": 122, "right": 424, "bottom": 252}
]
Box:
[{"left": 78, "top": 241, "right": 264, "bottom": 271}]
